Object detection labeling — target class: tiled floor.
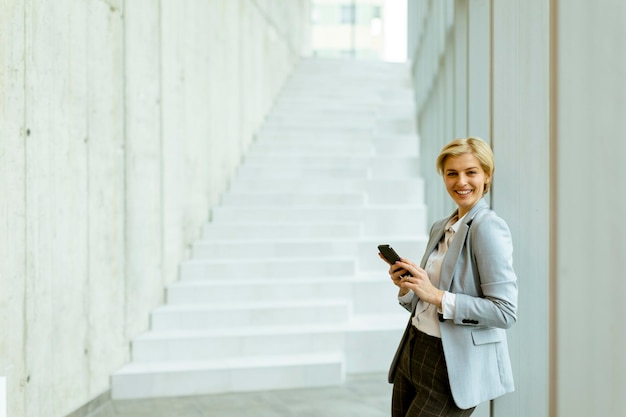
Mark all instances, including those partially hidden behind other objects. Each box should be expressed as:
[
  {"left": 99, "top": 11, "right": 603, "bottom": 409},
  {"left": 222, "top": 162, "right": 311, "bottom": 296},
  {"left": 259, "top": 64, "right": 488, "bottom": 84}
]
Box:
[{"left": 89, "top": 373, "right": 392, "bottom": 417}]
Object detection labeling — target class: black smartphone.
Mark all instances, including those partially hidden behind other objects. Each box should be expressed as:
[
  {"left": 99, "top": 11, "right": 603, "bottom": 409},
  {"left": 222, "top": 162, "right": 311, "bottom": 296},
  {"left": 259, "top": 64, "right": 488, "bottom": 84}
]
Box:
[
  {"left": 378, "top": 244, "right": 412, "bottom": 276},
  {"left": 377, "top": 244, "right": 402, "bottom": 264}
]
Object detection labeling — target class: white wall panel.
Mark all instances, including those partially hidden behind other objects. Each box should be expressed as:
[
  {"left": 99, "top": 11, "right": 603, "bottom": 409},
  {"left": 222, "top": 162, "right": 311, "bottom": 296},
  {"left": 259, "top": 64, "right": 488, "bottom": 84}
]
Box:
[
  {"left": 160, "top": 0, "right": 188, "bottom": 286},
  {"left": 0, "top": 1, "right": 27, "bottom": 416},
  {"left": 85, "top": 0, "right": 127, "bottom": 399},
  {"left": 492, "top": 1, "right": 550, "bottom": 416},
  {"left": 555, "top": 1, "right": 626, "bottom": 416},
  {"left": 466, "top": 0, "right": 490, "bottom": 140},
  {"left": 452, "top": 0, "right": 468, "bottom": 138},
  {"left": 23, "top": 1, "right": 91, "bottom": 416},
  {"left": 123, "top": 0, "right": 165, "bottom": 339}
]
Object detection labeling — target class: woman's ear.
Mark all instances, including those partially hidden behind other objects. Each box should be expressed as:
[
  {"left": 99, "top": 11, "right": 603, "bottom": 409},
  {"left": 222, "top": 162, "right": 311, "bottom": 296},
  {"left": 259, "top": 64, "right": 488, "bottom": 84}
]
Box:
[{"left": 484, "top": 175, "right": 492, "bottom": 194}]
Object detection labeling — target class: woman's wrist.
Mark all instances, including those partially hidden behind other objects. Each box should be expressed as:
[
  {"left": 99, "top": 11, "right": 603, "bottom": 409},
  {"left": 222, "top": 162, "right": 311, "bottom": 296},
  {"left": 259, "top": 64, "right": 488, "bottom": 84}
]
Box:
[{"left": 430, "top": 289, "right": 444, "bottom": 309}]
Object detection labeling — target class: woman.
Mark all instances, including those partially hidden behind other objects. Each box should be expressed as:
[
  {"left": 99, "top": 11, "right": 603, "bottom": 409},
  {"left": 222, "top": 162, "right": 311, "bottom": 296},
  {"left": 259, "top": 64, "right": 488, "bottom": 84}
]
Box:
[{"left": 380, "top": 137, "right": 518, "bottom": 416}]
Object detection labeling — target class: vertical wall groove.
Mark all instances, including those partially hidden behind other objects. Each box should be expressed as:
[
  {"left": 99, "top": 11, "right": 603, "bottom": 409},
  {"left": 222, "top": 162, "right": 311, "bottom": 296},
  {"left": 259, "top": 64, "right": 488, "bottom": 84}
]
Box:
[
  {"left": 121, "top": 0, "right": 130, "bottom": 346},
  {"left": 157, "top": 0, "right": 164, "bottom": 290},
  {"left": 488, "top": 0, "right": 494, "bottom": 210},
  {"left": 83, "top": 0, "right": 91, "bottom": 396},
  {"left": 21, "top": 0, "right": 29, "bottom": 412},
  {"left": 548, "top": 0, "right": 558, "bottom": 415}
]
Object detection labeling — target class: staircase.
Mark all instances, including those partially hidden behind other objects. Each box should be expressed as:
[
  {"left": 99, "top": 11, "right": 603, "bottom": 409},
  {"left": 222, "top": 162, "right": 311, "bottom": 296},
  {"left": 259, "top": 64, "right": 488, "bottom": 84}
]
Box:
[{"left": 111, "top": 58, "right": 428, "bottom": 399}]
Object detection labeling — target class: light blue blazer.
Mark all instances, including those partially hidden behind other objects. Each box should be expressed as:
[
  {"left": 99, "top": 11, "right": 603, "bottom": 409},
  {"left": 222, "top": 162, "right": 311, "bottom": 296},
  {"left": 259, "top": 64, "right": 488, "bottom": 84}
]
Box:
[{"left": 388, "top": 198, "right": 518, "bottom": 410}]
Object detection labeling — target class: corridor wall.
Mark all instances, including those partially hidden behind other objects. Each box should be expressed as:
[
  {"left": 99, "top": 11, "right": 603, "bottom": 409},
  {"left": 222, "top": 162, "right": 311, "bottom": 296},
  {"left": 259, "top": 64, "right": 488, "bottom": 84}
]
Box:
[
  {"left": 0, "top": 1, "right": 310, "bottom": 416},
  {"left": 551, "top": 2, "right": 626, "bottom": 417},
  {"left": 407, "top": 0, "right": 549, "bottom": 416},
  {"left": 407, "top": 1, "right": 626, "bottom": 416}
]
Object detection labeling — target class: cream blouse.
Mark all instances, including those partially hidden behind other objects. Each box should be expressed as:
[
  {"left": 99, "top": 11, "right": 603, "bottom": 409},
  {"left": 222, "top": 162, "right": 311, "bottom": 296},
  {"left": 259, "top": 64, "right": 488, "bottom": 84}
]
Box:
[{"left": 398, "top": 213, "right": 466, "bottom": 338}]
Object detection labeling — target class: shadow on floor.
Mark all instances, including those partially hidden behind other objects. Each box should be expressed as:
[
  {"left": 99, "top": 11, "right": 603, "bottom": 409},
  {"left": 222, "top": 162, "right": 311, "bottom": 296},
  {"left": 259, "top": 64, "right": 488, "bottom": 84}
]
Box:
[{"left": 89, "top": 373, "right": 391, "bottom": 417}]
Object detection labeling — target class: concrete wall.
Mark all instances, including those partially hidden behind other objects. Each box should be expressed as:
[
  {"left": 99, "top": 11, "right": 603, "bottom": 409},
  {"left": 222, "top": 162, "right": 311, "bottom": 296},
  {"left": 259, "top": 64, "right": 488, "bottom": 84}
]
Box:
[
  {"left": 407, "top": 1, "right": 626, "bottom": 416},
  {"left": 553, "top": 2, "right": 626, "bottom": 416},
  {"left": 409, "top": 1, "right": 550, "bottom": 415},
  {"left": 0, "top": 1, "right": 310, "bottom": 416}
]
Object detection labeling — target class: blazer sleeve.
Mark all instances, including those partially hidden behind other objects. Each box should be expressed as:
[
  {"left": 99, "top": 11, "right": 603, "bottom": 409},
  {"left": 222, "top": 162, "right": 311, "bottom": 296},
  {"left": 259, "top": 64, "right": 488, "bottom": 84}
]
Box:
[
  {"left": 454, "top": 212, "right": 518, "bottom": 329},
  {"left": 398, "top": 291, "right": 418, "bottom": 312}
]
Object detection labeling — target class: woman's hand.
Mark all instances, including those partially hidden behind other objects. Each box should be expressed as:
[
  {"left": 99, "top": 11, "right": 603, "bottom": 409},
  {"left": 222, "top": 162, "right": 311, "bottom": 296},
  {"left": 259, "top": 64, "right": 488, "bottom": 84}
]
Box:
[{"left": 394, "top": 259, "right": 444, "bottom": 309}]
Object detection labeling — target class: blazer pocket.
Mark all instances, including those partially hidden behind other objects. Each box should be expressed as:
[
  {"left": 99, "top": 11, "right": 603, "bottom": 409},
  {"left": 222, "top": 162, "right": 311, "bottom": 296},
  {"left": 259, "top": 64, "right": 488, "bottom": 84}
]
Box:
[{"left": 471, "top": 328, "right": 504, "bottom": 345}]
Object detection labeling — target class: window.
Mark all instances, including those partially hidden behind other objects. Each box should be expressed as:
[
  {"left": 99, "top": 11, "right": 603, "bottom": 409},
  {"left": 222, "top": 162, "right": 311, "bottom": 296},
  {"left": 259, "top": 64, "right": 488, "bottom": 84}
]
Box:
[
  {"left": 372, "top": 6, "right": 381, "bottom": 19},
  {"left": 340, "top": 4, "right": 356, "bottom": 24}
]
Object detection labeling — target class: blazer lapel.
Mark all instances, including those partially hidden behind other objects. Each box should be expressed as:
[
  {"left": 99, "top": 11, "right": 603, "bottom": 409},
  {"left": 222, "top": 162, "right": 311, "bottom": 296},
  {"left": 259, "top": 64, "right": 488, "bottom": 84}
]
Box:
[
  {"left": 438, "top": 198, "right": 489, "bottom": 291},
  {"left": 420, "top": 221, "right": 447, "bottom": 268}
]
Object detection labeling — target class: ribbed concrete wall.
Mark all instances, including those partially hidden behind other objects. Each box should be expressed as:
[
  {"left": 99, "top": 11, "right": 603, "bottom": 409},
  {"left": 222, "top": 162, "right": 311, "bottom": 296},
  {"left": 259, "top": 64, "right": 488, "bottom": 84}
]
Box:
[
  {"left": 553, "top": 3, "right": 626, "bottom": 417},
  {"left": 0, "top": 1, "right": 310, "bottom": 416},
  {"left": 408, "top": 1, "right": 626, "bottom": 417},
  {"left": 407, "top": 1, "right": 549, "bottom": 416}
]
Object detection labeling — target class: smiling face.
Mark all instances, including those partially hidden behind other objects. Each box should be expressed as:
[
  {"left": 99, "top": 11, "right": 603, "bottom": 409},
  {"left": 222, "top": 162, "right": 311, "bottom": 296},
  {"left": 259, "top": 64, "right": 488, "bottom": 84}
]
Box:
[{"left": 442, "top": 153, "right": 491, "bottom": 218}]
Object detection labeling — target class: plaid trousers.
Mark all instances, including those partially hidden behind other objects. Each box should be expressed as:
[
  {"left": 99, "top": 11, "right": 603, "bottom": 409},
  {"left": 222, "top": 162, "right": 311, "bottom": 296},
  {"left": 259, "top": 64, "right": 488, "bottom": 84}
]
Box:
[{"left": 391, "top": 325, "right": 476, "bottom": 417}]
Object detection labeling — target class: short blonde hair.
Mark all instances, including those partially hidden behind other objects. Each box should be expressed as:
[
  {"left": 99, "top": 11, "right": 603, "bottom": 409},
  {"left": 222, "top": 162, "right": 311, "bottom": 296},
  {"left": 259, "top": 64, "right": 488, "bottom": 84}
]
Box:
[{"left": 436, "top": 137, "right": 495, "bottom": 194}]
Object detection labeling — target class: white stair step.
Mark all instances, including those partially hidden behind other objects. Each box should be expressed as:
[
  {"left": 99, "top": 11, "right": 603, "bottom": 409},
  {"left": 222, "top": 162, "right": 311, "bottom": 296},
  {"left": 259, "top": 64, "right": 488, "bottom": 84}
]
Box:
[
  {"left": 259, "top": 125, "right": 373, "bottom": 136},
  {"left": 274, "top": 89, "right": 381, "bottom": 100},
  {"left": 277, "top": 87, "right": 383, "bottom": 98},
  {"left": 167, "top": 277, "right": 361, "bottom": 305},
  {"left": 211, "top": 206, "right": 424, "bottom": 223},
  {"left": 151, "top": 299, "right": 351, "bottom": 330},
  {"left": 373, "top": 136, "right": 419, "bottom": 156},
  {"left": 270, "top": 102, "right": 377, "bottom": 114},
  {"left": 260, "top": 122, "right": 376, "bottom": 132},
  {"left": 254, "top": 131, "right": 373, "bottom": 143},
  {"left": 192, "top": 239, "right": 355, "bottom": 260},
  {"left": 367, "top": 179, "right": 424, "bottom": 204},
  {"left": 280, "top": 87, "right": 408, "bottom": 99},
  {"left": 210, "top": 206, "right": 427, "bottom": 236},
  {"left": 262, "top": 117, "right": 376, "bottom": 129},
  {"left": 179, "top": 257, "right": 355, "bottom": 280},
  {"left": 165, "top": 274, "right": 417, "bottom": 315},
  {"left": 130, "top": 317, "right": 407, "bottom": 365},
  {"left": 201, "top": 222, "right": 362, "bottom": 240},
  {"left": 238, "top": 156, "right": 421, "bottom": 179},
  {"left": 220, "top": 192, "right": 366, "bottom": 207},
  {"left": 248, "top": 145, "right": 374, "bottom": 158},
  {"left": 228, "top": 177, "right": 365, "bottom": 193},
  {"left": 235, "top": 164, "right": 370, "bottom": 179},
  {"left": 190, "top": 237, "right": 427, "bottom": 265},
  {"left": 265, "top": 108, "right": 375, "bottom": 121},
  {"left": 343, "top": 315, "right": 407, "bottom": 373},
  {"left": 242, "top": 154, "right": 419, "bottom": 167},
  {"left": 242, "top": 155, "right": 376, "bottom": 168},
  {"left": 266, "top": 107, "right": 378, "bottom": 117},
  {"left": 111, "top": 352, "right": 345, "bottom": 399},
  {"left": 370, "top": 157, "right": 421, "bottom": 178},
  {"left": 130, "top": 324, "right": 349, "bottom": 362},
  {"left": 282, "top": 73, "right": 390, "bottom": 84},
  {"left": 227, "top": 177, "right": 422, "bottom": 195}
]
